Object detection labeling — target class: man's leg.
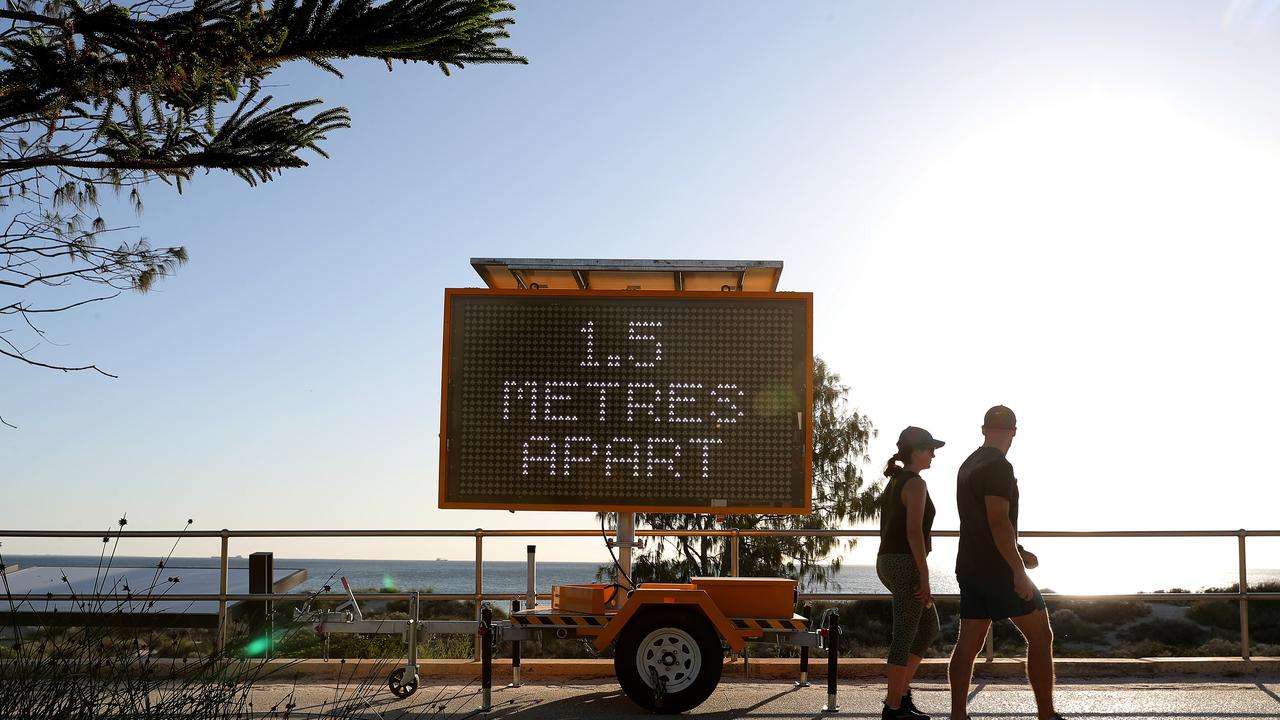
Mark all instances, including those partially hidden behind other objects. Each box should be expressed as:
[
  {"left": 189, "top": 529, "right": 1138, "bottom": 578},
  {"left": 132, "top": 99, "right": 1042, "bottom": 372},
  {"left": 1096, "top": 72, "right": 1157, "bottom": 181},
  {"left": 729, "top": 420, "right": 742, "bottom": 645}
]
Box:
[
  {"left": 1009, "top": 609, "right": 1056, "bottom": 720},
  {"left": 948, "top": 618, "right": 990, "bottom": 720}
]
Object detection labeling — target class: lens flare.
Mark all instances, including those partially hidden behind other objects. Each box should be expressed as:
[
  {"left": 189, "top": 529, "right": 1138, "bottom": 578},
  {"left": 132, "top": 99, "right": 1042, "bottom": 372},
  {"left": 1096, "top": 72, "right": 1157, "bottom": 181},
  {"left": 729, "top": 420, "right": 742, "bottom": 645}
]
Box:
[{"left": 244, "top": 636, "right": 271, "bottom": 656}]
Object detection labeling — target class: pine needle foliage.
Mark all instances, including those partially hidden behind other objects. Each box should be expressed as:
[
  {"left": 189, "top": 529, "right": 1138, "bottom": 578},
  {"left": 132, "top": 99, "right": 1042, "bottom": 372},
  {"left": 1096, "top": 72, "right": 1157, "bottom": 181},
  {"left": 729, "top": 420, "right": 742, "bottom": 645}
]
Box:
[
  {"left": 605, "top": 356, "right": 881, "bottom": 591},
  {"left": 0, "top": 0, "right": 525, "bottom": 419}
]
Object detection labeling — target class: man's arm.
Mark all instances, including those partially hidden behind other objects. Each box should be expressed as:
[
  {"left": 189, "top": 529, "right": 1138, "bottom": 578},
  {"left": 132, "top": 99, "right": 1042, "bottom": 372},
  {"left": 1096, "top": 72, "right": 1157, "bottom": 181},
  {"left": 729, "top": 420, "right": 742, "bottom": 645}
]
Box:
[{"left": 985, "top": 496, "right": 1036, "bottom": 600}]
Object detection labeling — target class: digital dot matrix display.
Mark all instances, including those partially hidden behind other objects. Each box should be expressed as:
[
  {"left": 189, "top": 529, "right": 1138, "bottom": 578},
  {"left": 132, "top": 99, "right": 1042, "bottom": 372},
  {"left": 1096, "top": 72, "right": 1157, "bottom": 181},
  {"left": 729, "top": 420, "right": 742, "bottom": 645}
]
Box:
[{"left": 440, "top": 290, "right": 812, "bottom": 513}]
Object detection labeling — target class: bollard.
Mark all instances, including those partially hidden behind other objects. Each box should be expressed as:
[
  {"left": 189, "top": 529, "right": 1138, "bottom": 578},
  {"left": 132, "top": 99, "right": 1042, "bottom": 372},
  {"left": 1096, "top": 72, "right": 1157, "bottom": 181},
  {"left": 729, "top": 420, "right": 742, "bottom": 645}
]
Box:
[
  {"left": 481, "top": 604, "right": 494, "bottom": 713},
  {"left": 526, "top": 545, "right": 537, "bottom": 610},
  {"left": 823, "top": 610, "right": 839, "bottom": 712},
  {"left": 509, "top": 599, "right": 523, "bottom": 688},
  {"left": 795, "top": 602, "right": 811, "bottom": 687},
  {"left": 248, "top": 552, "right": 274, "bottom": 659}
]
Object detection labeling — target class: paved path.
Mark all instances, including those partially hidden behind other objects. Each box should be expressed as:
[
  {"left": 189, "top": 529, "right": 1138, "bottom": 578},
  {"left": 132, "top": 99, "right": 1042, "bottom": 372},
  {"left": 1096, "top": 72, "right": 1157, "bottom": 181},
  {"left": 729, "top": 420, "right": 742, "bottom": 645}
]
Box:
[{"left": 247, "top": 677, "right": 1280, "bottom": 719}]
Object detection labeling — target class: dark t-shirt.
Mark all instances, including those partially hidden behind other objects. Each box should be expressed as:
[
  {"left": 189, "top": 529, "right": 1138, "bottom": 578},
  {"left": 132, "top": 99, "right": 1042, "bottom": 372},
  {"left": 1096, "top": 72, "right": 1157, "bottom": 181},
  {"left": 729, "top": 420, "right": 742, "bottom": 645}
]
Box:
[
  {"left": 878, "top": 468, "right": 936, "bottom": 556},
  {"left": 955, "top": 447, "right": 1019, "bottom": 576}
]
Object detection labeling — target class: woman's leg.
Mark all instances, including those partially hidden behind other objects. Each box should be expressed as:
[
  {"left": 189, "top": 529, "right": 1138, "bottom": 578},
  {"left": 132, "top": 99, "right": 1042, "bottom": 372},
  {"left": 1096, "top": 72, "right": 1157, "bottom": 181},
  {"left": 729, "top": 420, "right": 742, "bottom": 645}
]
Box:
[
  {"left": 878, "top": 554, "right": 926, "bottom": 709},
  {"left": 903, "top": 602, "right": 940, "bottom": 696},
  {"left": 903, "top": 653, "right": 923, "bottom": 694},
  {"left": 887, "top": 661, "right": 912, "bottom": 708}
]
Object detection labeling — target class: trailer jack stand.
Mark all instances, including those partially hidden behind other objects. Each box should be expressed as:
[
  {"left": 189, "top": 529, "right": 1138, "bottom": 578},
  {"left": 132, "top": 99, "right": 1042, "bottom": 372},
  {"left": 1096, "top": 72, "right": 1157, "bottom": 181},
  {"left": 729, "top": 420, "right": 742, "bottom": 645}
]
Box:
[{"left": 649, "top": 666, "right": 668, "bottom": 712}]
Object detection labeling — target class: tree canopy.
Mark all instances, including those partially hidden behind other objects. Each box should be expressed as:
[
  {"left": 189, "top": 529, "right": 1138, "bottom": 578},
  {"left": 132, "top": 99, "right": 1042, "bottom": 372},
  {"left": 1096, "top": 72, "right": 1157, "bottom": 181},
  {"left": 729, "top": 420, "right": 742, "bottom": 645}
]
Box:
[
  {"left": 604, "top": 355, "right": 881, "bottom": 590},
  {"left": 0, "top": 0, "right": 525, "bottom": 424}
]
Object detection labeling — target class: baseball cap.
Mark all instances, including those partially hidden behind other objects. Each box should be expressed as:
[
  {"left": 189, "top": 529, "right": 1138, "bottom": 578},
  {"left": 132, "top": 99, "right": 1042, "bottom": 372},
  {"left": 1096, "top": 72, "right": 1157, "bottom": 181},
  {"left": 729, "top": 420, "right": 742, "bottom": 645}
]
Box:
[
  {"left": 897, "top": 426, "right": 945, "bottom": 451},
  {"left": 983, "top": 405, "right": 1017, "bottom": 430}
]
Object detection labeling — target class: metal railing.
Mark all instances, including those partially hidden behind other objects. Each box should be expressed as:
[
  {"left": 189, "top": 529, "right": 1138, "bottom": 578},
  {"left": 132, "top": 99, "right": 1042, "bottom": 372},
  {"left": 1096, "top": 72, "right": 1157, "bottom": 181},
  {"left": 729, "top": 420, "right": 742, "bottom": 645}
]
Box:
[{"left": 2, "top": 527, "right": 1278, "bottom": 660}]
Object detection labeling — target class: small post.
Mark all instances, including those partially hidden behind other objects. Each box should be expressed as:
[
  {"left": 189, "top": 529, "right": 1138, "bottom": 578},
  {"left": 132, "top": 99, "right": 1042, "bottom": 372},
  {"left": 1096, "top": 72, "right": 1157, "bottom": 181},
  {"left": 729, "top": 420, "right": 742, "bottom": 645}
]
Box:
[
  {"left": 216, "top": 531, "right": 229, "bottom": 655},
  {"left": 617, "top": 513, "right": 636, "bottom": 588},
  {"left": 984, "top": 623, "right": 994, "bottom": 662},
  {"left": 823, "top": 609, "right": 839, "bottom": 712},
  {"left": 1239, "top": 530, "right": 1250, "bottom": 660},
  {"left": 509, "top": 599, "right": 523, "bottom": 688},
  {"left": 795, "top": 602, "right": 811, "bottom": 687},
  {"left": 248, "top": 551, "right": 274, "bottom": 659},
  {"left": 526, "top": 545, "right": 537, "bottom": 610},
  {"left": 730, "top": 530, "right": 740, "bottom": 577},
  {"left": 481, "top": 604, "right": 494, "bottom": 713},
  {"left": 475, "top": 529, "right": 484, "bottom": 660},
  {"left": 407, "top": 592, "right": 420, "bottom": 680}
]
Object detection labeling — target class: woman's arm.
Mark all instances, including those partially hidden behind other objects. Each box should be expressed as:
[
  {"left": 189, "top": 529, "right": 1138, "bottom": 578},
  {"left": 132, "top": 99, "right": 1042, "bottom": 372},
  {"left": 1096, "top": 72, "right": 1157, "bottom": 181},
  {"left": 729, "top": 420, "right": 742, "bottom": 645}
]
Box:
[{"left": 902, "top": 476, "right": 933, "bottom": 606}]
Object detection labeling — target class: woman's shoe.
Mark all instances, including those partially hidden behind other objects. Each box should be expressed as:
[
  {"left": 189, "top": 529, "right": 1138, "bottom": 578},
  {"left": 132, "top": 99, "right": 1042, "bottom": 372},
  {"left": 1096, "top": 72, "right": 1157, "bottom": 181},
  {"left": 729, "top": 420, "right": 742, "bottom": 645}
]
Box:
[
  {"left": 901, "top": 690, "right": 923, "bottom": 716},
  {"left": 882, "top": 702, "right": 930, "bottom": 720}
]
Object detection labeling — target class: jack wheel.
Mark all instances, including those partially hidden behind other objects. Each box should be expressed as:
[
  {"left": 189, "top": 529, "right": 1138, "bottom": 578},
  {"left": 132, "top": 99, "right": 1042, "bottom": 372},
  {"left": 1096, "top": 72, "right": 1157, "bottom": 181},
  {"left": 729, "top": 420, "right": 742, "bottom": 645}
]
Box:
[
  {"left": 388, "top": 667, "right": 418, "bottom": 698},
  {"left": 614, "top": 607, "right": 723, "bottom": 713}
]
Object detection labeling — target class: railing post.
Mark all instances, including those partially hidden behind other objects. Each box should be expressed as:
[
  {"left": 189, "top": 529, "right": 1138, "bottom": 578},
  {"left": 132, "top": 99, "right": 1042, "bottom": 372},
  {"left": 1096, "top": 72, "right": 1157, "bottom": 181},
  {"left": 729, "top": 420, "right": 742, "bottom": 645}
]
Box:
[
  {"left": 475, "top": 529, "right": 484, "bottom": 661},
  {"left": 984, "top": 623, "right": 994, "bottom": 662},
  {"left": 1239, "top": 529, "right": 1250, "bottom": 661},
  {"left": 730, "top": 529, "right": 740, "bottom": 577},
  {"left": 216, "top": 530, "right": 229, "bottom": 655}
]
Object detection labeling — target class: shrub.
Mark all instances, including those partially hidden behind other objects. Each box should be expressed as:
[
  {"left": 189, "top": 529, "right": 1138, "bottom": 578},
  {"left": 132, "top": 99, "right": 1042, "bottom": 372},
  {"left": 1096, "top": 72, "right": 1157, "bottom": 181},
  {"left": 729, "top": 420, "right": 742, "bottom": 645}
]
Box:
[
  {"left": 1050, "top": 609, "right": 1103, "bottom": 643},
  {"left": 1120, "top": 618, "right": 1208, "bottom": 646},
  {"left": 1197, "top": 637, "right": 1241, "bottom": 656},
  {"left": 1057, "top": 599, "right": 1150, "bottom": 626},
  {"left": 1188, "top": 581, "right": 1280, "bottom": 643},
  {"left": 1188, "top": 600, "right": 1238, "bottom": 630},
  {"left": 1115, "top": 639, "right": 1174, "bottom": 657}
]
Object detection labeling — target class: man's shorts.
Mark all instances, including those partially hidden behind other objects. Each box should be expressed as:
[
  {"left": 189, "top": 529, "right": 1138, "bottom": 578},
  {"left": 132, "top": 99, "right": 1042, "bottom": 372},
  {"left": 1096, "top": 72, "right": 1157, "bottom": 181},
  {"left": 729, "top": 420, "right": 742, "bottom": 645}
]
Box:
[{"left": 958, "top": 574, "right": 1047, "bottom": 620}]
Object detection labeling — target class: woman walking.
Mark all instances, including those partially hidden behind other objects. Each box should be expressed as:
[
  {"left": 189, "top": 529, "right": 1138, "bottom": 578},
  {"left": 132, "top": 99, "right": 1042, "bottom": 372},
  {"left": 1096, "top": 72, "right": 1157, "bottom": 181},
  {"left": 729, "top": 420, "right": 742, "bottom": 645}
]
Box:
[{"left": 877, "top": 426, "right": 944, "bottom": 720}]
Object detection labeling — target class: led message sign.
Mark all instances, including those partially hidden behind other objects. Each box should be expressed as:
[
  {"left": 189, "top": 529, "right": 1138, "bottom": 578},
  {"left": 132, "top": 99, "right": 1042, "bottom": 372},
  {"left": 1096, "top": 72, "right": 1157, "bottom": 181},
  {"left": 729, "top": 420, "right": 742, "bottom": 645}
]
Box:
[{"left": 439, "top": 289, "right": 812, "bottom": 513}]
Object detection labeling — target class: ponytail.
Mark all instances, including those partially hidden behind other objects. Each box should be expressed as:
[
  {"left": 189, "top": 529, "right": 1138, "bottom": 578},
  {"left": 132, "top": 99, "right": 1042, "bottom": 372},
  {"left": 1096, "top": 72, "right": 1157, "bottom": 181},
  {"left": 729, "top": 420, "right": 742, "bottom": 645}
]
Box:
[{"left": 882, "top": 451, "right": 906, "bottom": 478}]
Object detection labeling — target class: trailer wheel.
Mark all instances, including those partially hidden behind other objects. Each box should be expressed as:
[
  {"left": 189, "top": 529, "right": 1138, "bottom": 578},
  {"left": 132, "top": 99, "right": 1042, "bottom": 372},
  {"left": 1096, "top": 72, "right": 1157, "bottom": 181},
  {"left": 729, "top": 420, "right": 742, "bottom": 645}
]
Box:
[
  {"left": 388, "top": 667, "right": 418, "bottom": 698},
  {"left": 614, "top": 607, "right": 723, "bottom": 713}
]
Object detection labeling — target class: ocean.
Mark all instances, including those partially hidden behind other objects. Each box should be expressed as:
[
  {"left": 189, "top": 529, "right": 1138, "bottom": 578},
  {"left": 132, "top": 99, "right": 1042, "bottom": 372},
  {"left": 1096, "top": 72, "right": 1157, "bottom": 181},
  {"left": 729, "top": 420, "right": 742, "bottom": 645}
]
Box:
[{"left": 6, "top": 554, "right": 1280, "bottom": 596}]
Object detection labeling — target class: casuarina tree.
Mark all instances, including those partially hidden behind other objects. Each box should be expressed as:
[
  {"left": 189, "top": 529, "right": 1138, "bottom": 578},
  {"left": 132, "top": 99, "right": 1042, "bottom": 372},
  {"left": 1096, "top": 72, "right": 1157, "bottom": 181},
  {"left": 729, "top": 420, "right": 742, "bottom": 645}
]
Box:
[
  {"left": 604, "top": 355, "right": 880, "bottom": 590},
  {"left": 0, "top": 0, "right": 525, "bottom": 425}
]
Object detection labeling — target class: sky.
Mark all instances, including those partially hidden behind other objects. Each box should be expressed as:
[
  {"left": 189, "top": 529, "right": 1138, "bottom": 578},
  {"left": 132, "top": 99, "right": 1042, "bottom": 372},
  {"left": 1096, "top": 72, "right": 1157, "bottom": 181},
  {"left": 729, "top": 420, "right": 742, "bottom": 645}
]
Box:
[{"left": 4, "top": 1, "right": 1280, "bottom": 589}]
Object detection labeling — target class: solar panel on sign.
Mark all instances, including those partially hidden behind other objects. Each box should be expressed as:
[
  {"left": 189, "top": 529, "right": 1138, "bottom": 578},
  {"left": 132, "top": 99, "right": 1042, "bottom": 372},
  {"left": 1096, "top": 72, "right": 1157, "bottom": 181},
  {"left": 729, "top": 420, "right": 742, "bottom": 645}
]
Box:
[{"left": 439, "top": 289, "right": 813, "bottom": 513}]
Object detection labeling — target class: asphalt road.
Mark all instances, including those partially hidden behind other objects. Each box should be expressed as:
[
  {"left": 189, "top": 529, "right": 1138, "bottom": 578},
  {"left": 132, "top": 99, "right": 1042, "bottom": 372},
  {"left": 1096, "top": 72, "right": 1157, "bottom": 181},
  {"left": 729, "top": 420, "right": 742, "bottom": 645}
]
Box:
[{"left": 244, "top": 677, "right": 1280, "bottom": 719}]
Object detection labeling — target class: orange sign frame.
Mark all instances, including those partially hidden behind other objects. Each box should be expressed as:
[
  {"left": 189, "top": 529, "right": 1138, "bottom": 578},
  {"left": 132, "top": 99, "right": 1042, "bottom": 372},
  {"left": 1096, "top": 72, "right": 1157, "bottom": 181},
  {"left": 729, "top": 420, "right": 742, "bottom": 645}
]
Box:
[{"left": 438, "top": 288, "right": 814, "bottom": 514}]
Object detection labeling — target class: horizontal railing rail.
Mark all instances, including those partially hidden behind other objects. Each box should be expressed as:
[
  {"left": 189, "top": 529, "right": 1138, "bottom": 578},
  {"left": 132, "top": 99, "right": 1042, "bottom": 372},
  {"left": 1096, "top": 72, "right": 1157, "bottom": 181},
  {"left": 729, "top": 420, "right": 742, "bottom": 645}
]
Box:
[{"left": 2, "top": 527, "right": 1275, "bottom": 660}]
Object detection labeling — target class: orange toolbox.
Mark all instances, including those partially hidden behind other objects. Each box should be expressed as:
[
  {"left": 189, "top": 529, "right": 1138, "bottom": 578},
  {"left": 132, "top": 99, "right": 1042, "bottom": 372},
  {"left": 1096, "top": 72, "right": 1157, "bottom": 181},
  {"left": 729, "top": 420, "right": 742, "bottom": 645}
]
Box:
[
  {"left": 690, "top": 577, "right": 797, "bottom": 618},
  {"left": 551, "top": 583, "right": 624, "bottom": 614}
]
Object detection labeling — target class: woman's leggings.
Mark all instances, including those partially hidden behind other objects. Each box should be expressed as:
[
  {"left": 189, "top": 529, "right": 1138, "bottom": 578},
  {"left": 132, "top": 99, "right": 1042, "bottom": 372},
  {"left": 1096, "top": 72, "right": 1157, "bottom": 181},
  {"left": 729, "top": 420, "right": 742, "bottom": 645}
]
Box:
[{"left": 876, "top": 553, "right": 940, "bottom": 666}]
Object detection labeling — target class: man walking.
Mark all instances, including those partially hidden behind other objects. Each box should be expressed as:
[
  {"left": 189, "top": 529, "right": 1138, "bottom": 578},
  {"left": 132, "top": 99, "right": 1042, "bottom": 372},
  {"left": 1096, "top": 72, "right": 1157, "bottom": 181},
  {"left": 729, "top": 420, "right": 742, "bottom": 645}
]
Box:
[{"left": 948, "top": 406, "right": 1065, "bottom": 720}]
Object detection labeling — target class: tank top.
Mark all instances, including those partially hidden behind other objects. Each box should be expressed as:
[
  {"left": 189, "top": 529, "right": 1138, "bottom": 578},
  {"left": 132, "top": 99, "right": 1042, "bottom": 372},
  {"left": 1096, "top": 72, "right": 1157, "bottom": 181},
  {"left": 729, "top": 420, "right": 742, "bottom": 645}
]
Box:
[{"left": 877, "top": 468, "right": 936, "bottom": 555}]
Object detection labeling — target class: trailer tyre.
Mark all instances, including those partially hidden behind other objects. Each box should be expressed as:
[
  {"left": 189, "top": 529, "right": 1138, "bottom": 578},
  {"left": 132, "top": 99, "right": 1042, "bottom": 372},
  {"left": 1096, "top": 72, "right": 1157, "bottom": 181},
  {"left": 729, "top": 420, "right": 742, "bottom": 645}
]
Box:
[
  {"left": 388, "top": 668, "right": 418, "bottom": 698},
  {"left": 614, "top": 607, "right": 723, "bottom": 713}
]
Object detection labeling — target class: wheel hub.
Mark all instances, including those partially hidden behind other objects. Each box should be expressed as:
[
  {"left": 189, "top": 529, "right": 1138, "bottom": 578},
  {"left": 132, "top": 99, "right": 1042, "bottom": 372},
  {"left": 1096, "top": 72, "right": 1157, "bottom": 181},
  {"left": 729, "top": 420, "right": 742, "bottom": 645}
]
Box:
[{"left": 636, "top": 627, "right": 702, "bottom": 694}]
